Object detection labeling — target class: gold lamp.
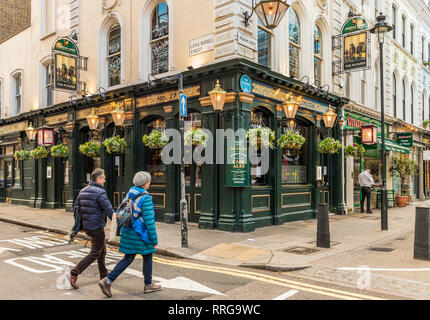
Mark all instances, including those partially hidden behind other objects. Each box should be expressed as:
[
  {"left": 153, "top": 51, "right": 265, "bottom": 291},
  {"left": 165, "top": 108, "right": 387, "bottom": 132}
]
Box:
[
  {"left": 209, "top": 80, "right": 227, "bottom": 112},
  {"left": 322, "top": 106, "right": 338, "bottom": 129},
  {"left": 111, "top": 102, "right": 125, "bottom": 127},
  {"left": 25, "top": 122, "right": 38, "bottom": 141},
  {"left": 86, "top": 107, "right": 100, "bottom": 131},
  {"left": 282, "top": 93, "right": 301, "bottom": 120}
]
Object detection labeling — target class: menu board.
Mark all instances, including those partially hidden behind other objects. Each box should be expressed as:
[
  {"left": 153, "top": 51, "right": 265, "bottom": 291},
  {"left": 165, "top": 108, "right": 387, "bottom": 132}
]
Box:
[{"left": 225, "top": 139, "right": 250, "bottom": 187}]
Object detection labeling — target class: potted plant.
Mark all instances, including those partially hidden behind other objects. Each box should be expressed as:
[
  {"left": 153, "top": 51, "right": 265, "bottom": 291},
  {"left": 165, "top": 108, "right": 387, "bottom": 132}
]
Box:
[
  {"left": 79, "top": 141, "right": 101, "bottom": 158},
  {"left": 51, "top": 145, "right": 69, "bottom": 158},
  {"left": 142, "top": 130, "right": 169, "bottom": 150},
  {"left": 344, "top": 144, "right": 366, "bottom": 158},
  {"left": 246, "top": 127, "right": 276, "bottom": 151},
  {"left": 390, "top": 157, "right": 420, "bottom": 207},
  {"left": 318, "top": 137, "right": 342, "bottom": 154},
  {"left": 30, "top": 146, "right": 49, "bottom": 159},
  {"left": 277, "top": 130, "right": 306, "bottom": 156},
  {"left": 14, "top": 150, "right": 31, "bottom": 161},
  {"left": 104, "top": 136, "right": 128, "bottom": 155},
  {"left": 423, "top": 119, "right": 430, "bottom": 129},
  {"left": 184, "top": 128, "right": 209, "bottom": 147}
]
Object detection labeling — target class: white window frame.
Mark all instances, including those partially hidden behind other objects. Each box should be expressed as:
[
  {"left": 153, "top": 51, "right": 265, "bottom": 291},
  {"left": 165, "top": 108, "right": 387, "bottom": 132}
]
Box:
[
  {"left": 10, "top": 70, "right": 23, "bottom": 117},
  {"left": 107, "top": 24, "right": 122, "bottom": 88},
  {"left": 40, "top": 0, "right": 57, "bottom": 39},
  {"left": 40, "top": 57, "right": 55, "bottom": 108}
]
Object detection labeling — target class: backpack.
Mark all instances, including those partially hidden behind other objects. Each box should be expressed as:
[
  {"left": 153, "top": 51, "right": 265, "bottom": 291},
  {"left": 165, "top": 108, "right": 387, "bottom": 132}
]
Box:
[{"left": 116, "top": 192, "right": 148, "bottom": 229}]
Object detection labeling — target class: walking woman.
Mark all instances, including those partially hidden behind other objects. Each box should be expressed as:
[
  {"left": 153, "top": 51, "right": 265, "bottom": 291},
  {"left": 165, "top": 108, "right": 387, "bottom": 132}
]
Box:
[{"left": 99, "top": 172, "right": 161, "bottom": 297}]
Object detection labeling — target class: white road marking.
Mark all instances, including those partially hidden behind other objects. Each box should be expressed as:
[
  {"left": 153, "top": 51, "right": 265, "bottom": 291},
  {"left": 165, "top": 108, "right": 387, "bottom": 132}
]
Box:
[
  {"left": 107, "top": 265, "right": 226, "bottom": 296},
  {"left": 273, "top": 290, "right": 299, "bottom": 300}
]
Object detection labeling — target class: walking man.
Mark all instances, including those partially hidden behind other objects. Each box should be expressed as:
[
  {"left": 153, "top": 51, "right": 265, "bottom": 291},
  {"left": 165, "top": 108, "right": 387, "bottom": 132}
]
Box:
[
  {"left": 358, "top": 168, "right": 375, "bottom": 214},
  {"left": 70, "top": 168, "right": 114, "bottom": 289}
]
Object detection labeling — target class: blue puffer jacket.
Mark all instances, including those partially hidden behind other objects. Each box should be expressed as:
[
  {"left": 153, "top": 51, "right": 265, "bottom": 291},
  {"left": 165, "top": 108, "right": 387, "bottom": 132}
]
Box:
[
  {"left": 119, "top": 187, "right": 158, "bottom": 256},
  {"left": 76, "top": 182, "right": 114, "bottom": 231}
]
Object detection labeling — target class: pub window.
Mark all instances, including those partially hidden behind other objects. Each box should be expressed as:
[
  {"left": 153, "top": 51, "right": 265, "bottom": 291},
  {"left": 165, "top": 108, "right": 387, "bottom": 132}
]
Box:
[
  {"left": 145, "top": 118, "right": 167, "bottom": 185},
  {"left": 107, "top": 24, "right": 121, "bottom": 87},
  {"left": 184, "top": 113, "right": 202, "bottom": 188},
  {"left": 281, "top": 121, "right": 308, "bottom": 185},
  {"left": 151, "top": 2, "right": 169, "bottom": 75},
  {"left": 401, "top": 15, "right": 406, "bottom": 48},
  {"left": 14, "top": 74, "right": 22, "bottom": 115},
  {"left": 250, "top": 109, "right": 270, "bottom": 186},
  {"left": 410, "top": 24, "right": 414, "bottom": 55},
  {"left": 288, "top": 9, "right": 301, "bottom": 78},
  {"left": 45, "top": 63, "right": 54, "bottom": 107},
  {"left": 258, "top": 18, "right": 271, "bottom": 68},
  {"left": 392, "top": 6, "right": 397, "bottom": 40},
  {"left": 402, "top": 78, "right": 406, "bottom": 121},
  {"left": 392, "top": 73, "right": 397, "bottom": 117},
  {"left": 313, "top": 25, "right": 322, "bottom": 84},
  {"left": 14, "top": 157, "right": 20, "bottom": 187}
]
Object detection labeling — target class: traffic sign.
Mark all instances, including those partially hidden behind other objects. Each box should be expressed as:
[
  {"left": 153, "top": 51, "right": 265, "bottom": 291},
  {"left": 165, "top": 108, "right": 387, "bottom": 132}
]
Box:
[{"left": 180, "top": 94, "right": 187, "bottom": 117}]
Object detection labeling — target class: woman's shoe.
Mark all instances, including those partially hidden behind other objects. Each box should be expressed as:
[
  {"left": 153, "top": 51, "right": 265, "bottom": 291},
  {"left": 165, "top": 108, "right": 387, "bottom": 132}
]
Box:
[
  {"left": 144, "top": 283, "right": 162, "bottom": 294},
  {"left": 98, "top": 278, "right": 112, "bottom": 298}
]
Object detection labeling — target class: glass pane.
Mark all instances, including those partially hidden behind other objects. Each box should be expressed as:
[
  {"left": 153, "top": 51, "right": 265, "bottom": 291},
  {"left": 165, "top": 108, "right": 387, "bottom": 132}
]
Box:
[
  {"left": 289, "top": 9, "right": 300, "bottom": 45},
  {"left": 14, "top": 158, "right": 20, "bottom": 186},
  {"left": 108, "top": 25, "right": 121, "bottom": 56},
  {"left": 152, "top": 3, "right": 169, "bottom": 40},
  {"left": 0, "top": 159, "right": 4, "bottom": 186},
  {"left": 108, "top": 55, "right": 121, "bottom": 87},
  {"left": 281, "top": 124, "right": 308, "bottom": 184},
  {"left": 185, "top": 165, "right": 191, "bottom": 187},
  {"left": 64, "top": 160, "right": 69, "bottom": 185},
  {"left": 152, "top": 38, "right": 169, "bottom": 75},
  {"left": 7, "top": 162, "right": 12, "bottom": 187},
  {"left": 314, "top": 26, "right": 321, "bottom": 55},
  {"left": 147, "top": 164, "right": 167, "bottom": 185},
  {"left": 258, "top": 27, "right": 270, "bottom": 67},
  {"left": 289, "top": 44, "right": 299, "bottom": 78},
  {"left": 195, "top": 166, "right": 202, "bottom": 188},
  {"left": 184, "top": 113, "right": 202, "bottom": 130}
]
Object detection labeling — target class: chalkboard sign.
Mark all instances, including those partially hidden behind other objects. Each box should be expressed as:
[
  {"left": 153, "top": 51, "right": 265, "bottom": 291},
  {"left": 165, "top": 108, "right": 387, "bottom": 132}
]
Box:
[{"left": 225, "top": 139, "right": 250, "bottom": 187}]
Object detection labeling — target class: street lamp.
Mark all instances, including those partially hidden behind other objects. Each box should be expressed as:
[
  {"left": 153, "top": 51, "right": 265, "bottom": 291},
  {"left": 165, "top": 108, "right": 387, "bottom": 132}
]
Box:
[
  {"left": 361, "top": 124, "right": 378, "bottom": 145},
  {"left": 322, "top": 106, "right": 338, "bottom": 129},
  {"left": 209, "top": 80, "right": 226, "bottom": 112},
  {"left": 25, "top": 122, "right": 38, "bottom": 142},
  {"left": 111, "top": 102, "right": 126, "bottom": 127},
  {"left": 243, "top": 0, "right": 289, "bottom": 29},
  {"left": 282, "top": 93, "right": 301, "bottom": 120},
  {"left": 86, "top": 107, "right": 100, "bottom": 131},
  {"left": 370, "top": 12, "right": 393, "bottom": 231}
]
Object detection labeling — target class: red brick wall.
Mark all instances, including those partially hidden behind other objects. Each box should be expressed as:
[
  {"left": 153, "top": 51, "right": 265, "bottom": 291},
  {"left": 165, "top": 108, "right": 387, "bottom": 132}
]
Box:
[{"left": 0, "top": 0, "right": 31, "bottom": 44}]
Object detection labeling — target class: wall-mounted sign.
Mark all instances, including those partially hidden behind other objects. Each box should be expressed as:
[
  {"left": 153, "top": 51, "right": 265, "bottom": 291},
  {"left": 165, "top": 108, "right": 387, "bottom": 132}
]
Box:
[
  {"left": 189, "top": 34, "right": 214, "bottom": 56},
  {"left": 237, "top": 31, "right": 258, "bottom": 51},
  {"left": 342, "top": 16, "right": 370, "bottom": 72},
  {"left": 53, "top": 38, "right": 80, "bottom": 92},
  {"left": 37, "top": 127, "right": 54, "bottom": 146},
  {"left": 395, "top": 132, "right": 413, "bottom": 148},
  {"left": 342, "top": 16, "right": 369, "bottom": 34},
  {"left": 136, "top": 85, "right": 200, "bottom": 108},
  {"left": 240, "top": 75, "right": 252, "bottom": 94},
  {"left": 424, "top": 151, "right": 430, "bottom": 161},
  {"left": 226, "top": 139, "right": 250, "bottom": 187}
]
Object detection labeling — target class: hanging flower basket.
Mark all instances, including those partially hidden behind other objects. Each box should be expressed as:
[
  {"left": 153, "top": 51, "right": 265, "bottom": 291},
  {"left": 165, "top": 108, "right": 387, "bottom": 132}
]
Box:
[
  {"left": 30, "top": 146, "right": 49, "bottom": 159},
  {"left": 423, "top": 119, "right": 430, "bottom": 129},
  {"left": 51, "top": 145, "right": 69, "bottom": 158},
  {"left": 104, "top": 136, "right": 128, "bottom": 155},
  {"left": 344, "top": 144, "right": 365, "bottom": 158},
  {"left": 142, "top": 130, "right": 169, "bottom": 150},
  {"left": 247, "top": 127, "right": 276, "bottom": 151},
  {"left": 184, "top": 129, "right": 209, "bottom": 147},
  {"left": 318, "top": 137, "right": 342, "bottom": 154},
  {"left": 14, "top": 150, "right": 31, "bottom": 161},
  {"left": 277, "top": 130, "right": 306, "bottom": 156},
  {"left": 79, "top": 141, "right": 101, "bottom": 158}
]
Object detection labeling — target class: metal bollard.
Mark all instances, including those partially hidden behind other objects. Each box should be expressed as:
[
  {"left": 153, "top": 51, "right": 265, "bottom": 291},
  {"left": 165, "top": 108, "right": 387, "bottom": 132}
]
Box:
[
  {"left": 317, "top": 204, "right": 330, "bottom": 249},
  {"left": 414, "top": 207, "right": 430, "bottom": 260}
]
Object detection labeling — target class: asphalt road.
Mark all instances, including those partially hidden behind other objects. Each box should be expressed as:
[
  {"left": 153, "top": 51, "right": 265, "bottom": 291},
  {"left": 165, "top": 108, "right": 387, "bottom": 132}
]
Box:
[{"left": 0, "top": 222, "right": 403, "bottom": 301}]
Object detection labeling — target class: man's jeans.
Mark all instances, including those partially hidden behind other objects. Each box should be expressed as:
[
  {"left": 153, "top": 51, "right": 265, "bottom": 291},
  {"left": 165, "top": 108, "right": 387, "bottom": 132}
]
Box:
[
  {"left": 107, "top": 254, "right": 153, "bottom": 286},
  {"left": 361, "top": 187, "right": 372, "bottom": 213},
  {"left": 71, "top": 229, "right": 107, "bottom": 279}
]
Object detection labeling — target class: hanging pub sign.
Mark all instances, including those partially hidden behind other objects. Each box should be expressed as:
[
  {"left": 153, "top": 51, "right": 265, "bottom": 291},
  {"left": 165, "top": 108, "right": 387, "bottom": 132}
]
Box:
[
  {"left": 52, "top": 37, "right": 87, "bottom": 93},
  {"left": 342, "top": 16, "right": 371, "bottom": 72},
  {"left": 395, "top": 132, "right": 413, "bottom": 148}
]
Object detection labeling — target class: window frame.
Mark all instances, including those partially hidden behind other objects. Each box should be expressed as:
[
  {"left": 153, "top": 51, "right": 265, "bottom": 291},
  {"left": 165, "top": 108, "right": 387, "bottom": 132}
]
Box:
[
  {"left": 150, "top": 2, "right": 169, "bottom": 76},
  {"left": 107, "top": 24, "right": 122, "bottom": 88},
  {"left": 288, "top": 9, "right": 301, "bottom": 79}
]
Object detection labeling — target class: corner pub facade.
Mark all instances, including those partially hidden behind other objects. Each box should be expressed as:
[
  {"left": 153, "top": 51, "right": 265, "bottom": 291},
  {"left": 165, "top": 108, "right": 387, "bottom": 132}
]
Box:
[
  {"left": 0, "top": 58, "right": 348, "bottom": 232},
  {"left": 0, "top": 0, "right": 349, "bottom": 232}
]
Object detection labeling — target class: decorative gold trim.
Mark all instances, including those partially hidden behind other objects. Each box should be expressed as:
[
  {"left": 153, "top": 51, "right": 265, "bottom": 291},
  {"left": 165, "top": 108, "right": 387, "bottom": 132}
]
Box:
[
  {"left": 251, "top": 194, "right": 271, "bottom": 213},
  {"left": 186, "top": 194, "right": 191, "bottom": 214},
  {"left": 194, "top": 194, "right": 202, "bottom": 214},
  {"left": 238, "top": 92, "right": 255, "bottom": 104},
  {"left": 124, "top": 112, "right": 134, "bottom": 121},
  {"left": 281, "top": 184, "right": 312, "bottom": 188},
  {"left": 163, "top": 105, "right": 173, "bottom": 113},
  {"left": 199, "top": 96, "right": 212, "bottom": 107},
  {"left": 151, "top": 193, "right": 166, "bottom": 209},
  {"left": 225, "top": 92, "right": 237, "bottom": 103},
  {"left": 113, "top": 192, "right": 121, "bottom": 209},
  {"left": 150, "top": 184, "right": 167, "bottom": 188},
  {"left": 282, "top": 192, "right": 312, "bottom": 209}
]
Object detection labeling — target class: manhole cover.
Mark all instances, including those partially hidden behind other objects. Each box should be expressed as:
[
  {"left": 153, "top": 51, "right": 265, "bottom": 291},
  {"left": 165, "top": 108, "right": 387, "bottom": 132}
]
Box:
[
  {"left": 368, "top": 247, "right": 395, "bottom": 252},
  {"left": 284, "top": 247, "right": 320, "bottom": 255}
]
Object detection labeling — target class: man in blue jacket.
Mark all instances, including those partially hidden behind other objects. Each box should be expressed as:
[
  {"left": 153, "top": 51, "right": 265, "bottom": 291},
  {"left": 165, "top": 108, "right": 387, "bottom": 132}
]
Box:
[{"left": 70, "top": 168, "right": 114, "bottom": 289}]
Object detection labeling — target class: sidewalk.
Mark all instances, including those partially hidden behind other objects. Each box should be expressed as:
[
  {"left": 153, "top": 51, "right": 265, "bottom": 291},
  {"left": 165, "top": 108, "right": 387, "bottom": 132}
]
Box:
[{"left": 0, "top": 201, "right": 428, "bottom": 272}]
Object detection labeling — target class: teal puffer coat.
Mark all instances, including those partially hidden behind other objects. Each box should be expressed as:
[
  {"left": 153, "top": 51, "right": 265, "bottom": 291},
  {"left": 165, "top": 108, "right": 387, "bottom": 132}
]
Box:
[{"left": 119, "top": 187, "right": 158, "bottom": 256}]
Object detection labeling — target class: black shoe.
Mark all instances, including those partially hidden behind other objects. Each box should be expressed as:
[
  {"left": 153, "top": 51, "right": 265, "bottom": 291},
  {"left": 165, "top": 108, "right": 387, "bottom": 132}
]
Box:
[
  {"left": 367, "top": 211, "right": 373, "bottom": 214},
  {"left": 360, "top": 211, "right": 365, "bottom": 213}
]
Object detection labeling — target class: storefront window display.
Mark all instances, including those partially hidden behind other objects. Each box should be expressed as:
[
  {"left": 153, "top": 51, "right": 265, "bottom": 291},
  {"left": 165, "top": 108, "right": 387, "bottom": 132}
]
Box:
[{"left": 145, "top": 118, "right": 167, "bottom": 185}]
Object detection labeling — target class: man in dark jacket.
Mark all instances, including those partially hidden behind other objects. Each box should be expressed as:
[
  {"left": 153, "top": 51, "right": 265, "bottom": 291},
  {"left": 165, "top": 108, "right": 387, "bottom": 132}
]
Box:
[{"left": 70, "top": 168, "right": 114, "bottom": 289}]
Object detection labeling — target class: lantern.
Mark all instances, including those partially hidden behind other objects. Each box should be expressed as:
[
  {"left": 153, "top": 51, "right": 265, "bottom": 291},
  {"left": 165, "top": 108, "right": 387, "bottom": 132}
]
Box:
[
  {"left": 253, "top": 1, "right": 289, "bottom": 30},
  {"left": 86, "top": 107, "right": 100, "bottom": 131},
  {"left": 361, "top": 124, "right": 378, "bottom": 145},
  {"left": 25, "top": 122, "right": 38, "bottom": 141},
  {"left": 209, "top": 79, "right": 227, "bottom": 112},
  {"left": 37, "top": 126, "right": 54, "bottom": 146},
  {"left": 111, "top": 102, "right": 125, "bottom": 127},
  {"left": 322, "top": 106, "right": 338, "bottom": 129},
  {"left": 370, "top": 13, "right": 393, "bottom": 44},
  {"left": 282, "top": 93, "right": 301, "bottom": 119}
]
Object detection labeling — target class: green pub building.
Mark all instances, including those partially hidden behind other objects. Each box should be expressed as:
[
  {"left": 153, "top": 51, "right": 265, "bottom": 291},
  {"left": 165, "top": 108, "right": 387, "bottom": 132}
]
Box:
[{"left": 0, "top": 59, "right": 348, "bottom": 232}]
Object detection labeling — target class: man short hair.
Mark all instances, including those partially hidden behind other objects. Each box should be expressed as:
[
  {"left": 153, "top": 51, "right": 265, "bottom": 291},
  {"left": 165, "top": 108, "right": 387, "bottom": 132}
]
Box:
[{"left": 91, "top": 168, "right": 105, "bottom": 182}]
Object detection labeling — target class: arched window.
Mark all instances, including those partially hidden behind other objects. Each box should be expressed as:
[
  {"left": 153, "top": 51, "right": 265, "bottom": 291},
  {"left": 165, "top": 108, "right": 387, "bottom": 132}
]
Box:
[
  {"left": 288, "top": 9, "right": 301, "bottom": 78},
  {"left": 402, "top": 15, "right": 406, "bottom": 48},
  {"left": 392, "top": 74, "right": 397, "bottom": 117},
  {"left": 258, "top": 18, "right": 271, "bottom": 67},
  {"left": 43, "top": 62, "right": 54, "bottom": 107},
  {"left": 313, "top": 25, "right": 322, "bottom": 84},
  {"left": 107, "top": 24, "right": 121, "bottom": 87},
  {"left": 151, "top": 2, "right": 169, "bottom": 75},
  {"left": 411, "top": 85, "right": 414, "bottom": 124},
  {"left": 392, "top": 5, "right": 397, "bottom": 40},
  {"left": 402, "top": 78, "right": 406, "bottom": 120},
  {"left": 410, "top": 24, "right": 414, "bottom": 55}
]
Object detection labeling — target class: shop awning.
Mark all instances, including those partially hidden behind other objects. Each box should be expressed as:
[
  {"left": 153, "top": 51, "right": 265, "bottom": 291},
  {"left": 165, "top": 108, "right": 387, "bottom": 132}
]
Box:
[
  {"left": 354, "top": 137, "right": 410, "bottom": 157},
  {"left": 379, "top": 138, "right": 410, "bottom": 154}
]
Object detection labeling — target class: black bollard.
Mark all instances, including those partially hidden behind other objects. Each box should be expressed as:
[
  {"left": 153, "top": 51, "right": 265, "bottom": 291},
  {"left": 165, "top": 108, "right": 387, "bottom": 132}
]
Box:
[
  {"left": 317, "top": 204, "right": 330, "bottom": 248},
  {"left": 414, "top": 207, "right": 430, "bottom": 260}
]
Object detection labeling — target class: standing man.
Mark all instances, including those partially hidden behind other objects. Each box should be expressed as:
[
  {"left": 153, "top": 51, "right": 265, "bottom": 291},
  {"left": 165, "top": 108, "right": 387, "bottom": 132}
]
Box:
[
  {"left": 358, "top": 168, "right": 375, "bottom": 214},
  {"left": 70, "top": 168, "right": 114, "bottom": 289}
]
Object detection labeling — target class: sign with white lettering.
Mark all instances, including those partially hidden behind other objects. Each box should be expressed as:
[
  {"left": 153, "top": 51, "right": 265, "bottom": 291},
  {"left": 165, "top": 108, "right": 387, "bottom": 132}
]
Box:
[
  {"left": 237, "top": 32, "right": 258, "bottom": 51},
  {"left": 189, "top": 34, "right": 214, "bottom": 56}
]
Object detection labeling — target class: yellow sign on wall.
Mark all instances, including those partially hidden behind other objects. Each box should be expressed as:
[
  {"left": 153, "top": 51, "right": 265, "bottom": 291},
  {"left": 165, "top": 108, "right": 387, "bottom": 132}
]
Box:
[{"left": 136, "top": 85, "right": 200, "bottom": 108}]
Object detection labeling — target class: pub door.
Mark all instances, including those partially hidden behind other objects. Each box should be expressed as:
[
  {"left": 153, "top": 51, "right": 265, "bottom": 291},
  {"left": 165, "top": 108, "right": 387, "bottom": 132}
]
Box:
[{"left": 185, "top": 163, "right": 202, "bottom": 223}]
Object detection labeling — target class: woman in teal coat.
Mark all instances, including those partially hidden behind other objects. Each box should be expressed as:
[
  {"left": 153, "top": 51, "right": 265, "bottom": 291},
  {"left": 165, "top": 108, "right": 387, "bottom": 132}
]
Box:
[{"left": 99, "top": 172, "right": 161, "bottom": 298}]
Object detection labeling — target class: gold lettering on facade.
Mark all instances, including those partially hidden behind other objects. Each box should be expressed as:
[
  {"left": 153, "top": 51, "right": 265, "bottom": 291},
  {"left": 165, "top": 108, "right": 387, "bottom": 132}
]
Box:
[{"left": 136, "top": 85, "right": 200, "bottom": 108}]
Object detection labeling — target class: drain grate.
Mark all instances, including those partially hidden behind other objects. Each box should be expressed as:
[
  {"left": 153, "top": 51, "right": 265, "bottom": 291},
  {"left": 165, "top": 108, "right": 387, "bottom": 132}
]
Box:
[
  {"left": 284, "top": 246, "right": 320, "bottom": 255},
  {"left": 368, "top": 247, "right": 395, "bottom": 252}
]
